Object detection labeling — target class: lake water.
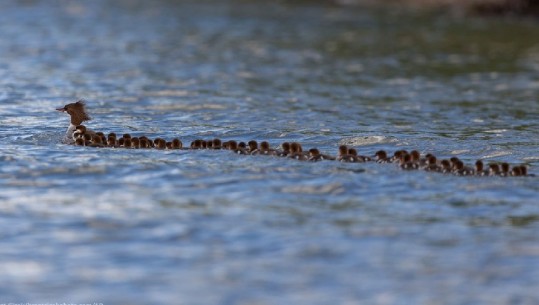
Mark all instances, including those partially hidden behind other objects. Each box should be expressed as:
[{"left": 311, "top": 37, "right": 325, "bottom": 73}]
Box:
[{"left": 0, "top": 0, "right": 538, "bottom": 304}]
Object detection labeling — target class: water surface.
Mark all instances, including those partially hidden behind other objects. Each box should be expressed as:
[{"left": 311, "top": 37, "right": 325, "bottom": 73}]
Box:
[{"left": 0, "top": 0, "right": 538, "bottom": 304}]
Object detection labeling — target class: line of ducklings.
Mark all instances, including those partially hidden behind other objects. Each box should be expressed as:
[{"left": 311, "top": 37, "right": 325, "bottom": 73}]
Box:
[{"left": 72, "top": 125, "right": 532, "bottom": 177}]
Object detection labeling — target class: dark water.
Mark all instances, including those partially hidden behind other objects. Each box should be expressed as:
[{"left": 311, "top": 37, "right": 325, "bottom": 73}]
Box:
[{"left": 0, "top": 0, "right": 538, "bottom": 304}]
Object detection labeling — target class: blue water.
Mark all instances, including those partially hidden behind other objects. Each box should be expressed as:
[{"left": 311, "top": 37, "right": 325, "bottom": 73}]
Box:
[{"left": 1, "top": 0, "right": 538, "bottom": 304}]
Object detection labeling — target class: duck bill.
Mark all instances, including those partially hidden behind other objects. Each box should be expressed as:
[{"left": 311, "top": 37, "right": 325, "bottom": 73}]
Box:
[{"left": 56, "top": 107, "right": 66, "bottom": 112}]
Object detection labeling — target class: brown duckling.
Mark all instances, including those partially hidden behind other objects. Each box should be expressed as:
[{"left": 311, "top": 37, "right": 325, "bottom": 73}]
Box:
[
  {"left": 374, "top": 150, "right": 391, "bottom": 163},
  {"left": 228, "top": 140, "right": 248, "bottom": 155},
  {"left": 489, "top": 163, "right": 500, "bottom": 176},
  {"left": 288, "top": 142, "right": 307, "bottom": 160},
  {"left": 172, "top": 138, "right": 183, "bottom": 149},
  {"left": 278, "top": 142, "right": 291, "bottom": 157}
]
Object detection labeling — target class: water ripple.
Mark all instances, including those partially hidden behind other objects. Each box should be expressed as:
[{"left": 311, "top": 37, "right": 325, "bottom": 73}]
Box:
[{"left": 0, "top": 0, "right": 538, "bottom": 304}]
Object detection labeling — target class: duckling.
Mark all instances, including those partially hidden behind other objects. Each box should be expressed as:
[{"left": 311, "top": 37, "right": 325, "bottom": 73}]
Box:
[
  {"left": 190, "top": 139, "right": 200, "bottom": 149},
  {"left": 500, "top": 163, "right": 510, "bottom": 177},
  {"left": 83, "top": 134, "right": 92, "bottom": 146},
  {"left": 410, "top": 150, "right": 422, "bottom": 167},
  {"left": 139, "top": 137, "right": 149, "bottom": 149},
  {"left": 154, "top": 138, "right": 165, "bottom": 149},
  {"left": 75, "top": 138, "right": 85, "bottom": 146},
  {"left": 440, "top": 159, "right": 452, "bottom": 174},
  {"left": 155, "top": 138, "right": 166, "bottom": 150},
  {"left": 474, "top": 160, "right": 487, "bottom": 176},
  {"left": 374, "top": 150, "right": 391, "bottom": 163},
  {"left": 257, "top": 141, "right": 278, "bottom": 156},
  {"left": 348, "top": 148, "right": 370, "bottom": 162},
  {"left": 212, "top": 138, "right": 222, "bottom": 150},
  {"left": 424, "top": 155, "right": 440, "bottom": 172},
  {"left": 489, "top": 163, "right": 500, "bottom": 176},
  {"left": 248, "top": 140, "right": 259, "bottom": 154},
  {"left": 449, "top": 157, "right": 461, "bottom": 171},
  {"left": 308, "top": 148, "right": 334, "bottom": 161},
  {"left": 519, "top": 165, "right": 534, "bottom": 177},
  {"left": 107, "top": 133, "right": 117, "bottom": 147},
  {"left": 418, "top": 153, "right": 434, "bottom": 168},
  {"left": 123, "top": 137, "right": 132, "bottom": 148},
  {"left": 140, "top": 136, "right": 153, "bottom": 148},
  {"left": 172, "top": 138, "right": 183, "bottom": 149},
  {"left": 131, "top": 137, "right": 140, "bottom": 149},
  {"left": 390, "top": 150, "right": 408, "bottom": 163},
  {"left": 89, "top": 135, "right": 105, "bottom": 148},
  {"left": 399, "top": 153, "right": 418, "bottom": 170},
  {"left": 453, "top": 160, "right": 473, "bottom": 176},
  {"left": 288, "top": 142, "right": 307, "bottom": 160},
  {"left": 337, "top": 145, "right": 356, "bottom": 162},
  {"left": 72, "top": 125, "right": 87, "bottom": 141},
  {"left": 278, "top": 142, "right": 291, "bottom": 157},
  {"left": 228, "top": 140, "right": 248, "bottom": 155},
  {"left": 511, "top": 166, "right": 522, "bottom": 177}
]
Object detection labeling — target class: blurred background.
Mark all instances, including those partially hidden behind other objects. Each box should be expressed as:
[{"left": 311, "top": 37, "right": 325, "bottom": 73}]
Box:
[{"left": 329, "top": 0, "right": 539, "bottom": 16}]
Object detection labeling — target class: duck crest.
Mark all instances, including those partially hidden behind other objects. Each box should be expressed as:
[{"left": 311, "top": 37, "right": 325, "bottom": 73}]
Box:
[{"left": 57, "top": 99, "right": 91, "bottom": 125}]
